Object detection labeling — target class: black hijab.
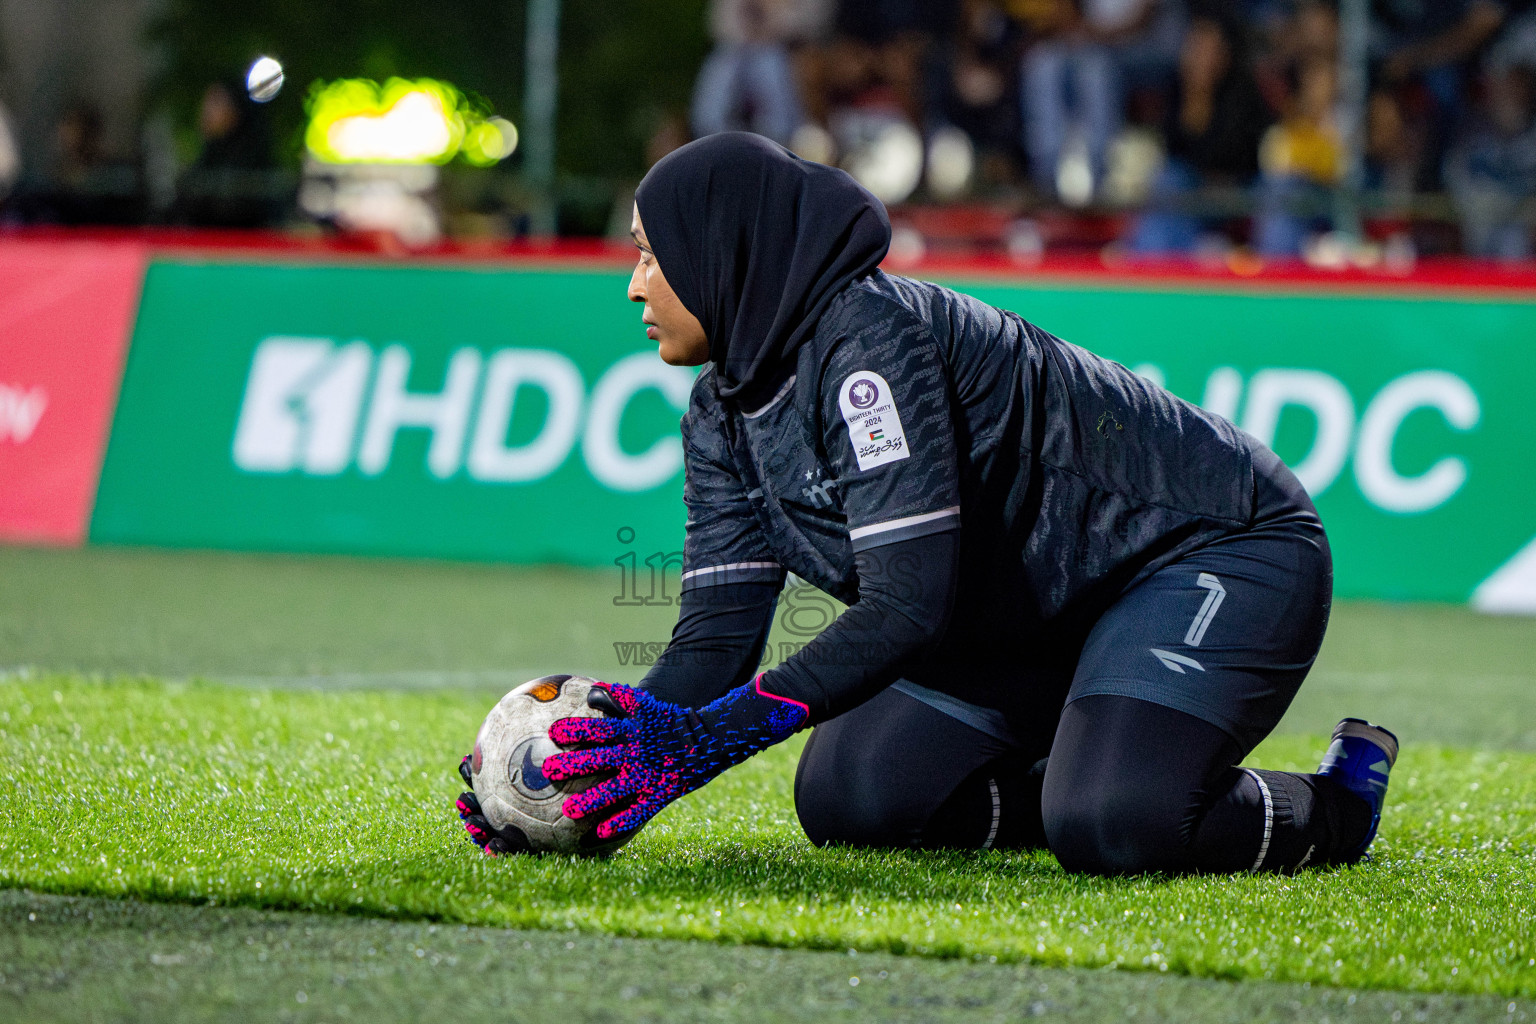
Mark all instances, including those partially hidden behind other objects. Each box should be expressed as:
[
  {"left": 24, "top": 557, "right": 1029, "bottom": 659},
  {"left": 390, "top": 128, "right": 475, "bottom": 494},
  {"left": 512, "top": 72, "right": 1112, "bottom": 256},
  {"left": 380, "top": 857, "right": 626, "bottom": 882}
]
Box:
[{"left": 634, "top": 132, "right": 891, "bottom": 409}]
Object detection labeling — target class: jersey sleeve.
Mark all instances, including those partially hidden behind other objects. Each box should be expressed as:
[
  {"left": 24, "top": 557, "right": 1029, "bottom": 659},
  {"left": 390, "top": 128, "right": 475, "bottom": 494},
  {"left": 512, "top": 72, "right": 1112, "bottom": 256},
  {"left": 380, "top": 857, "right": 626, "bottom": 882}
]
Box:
[
  {"left": 819, "top": 304, "right": 962, "bottom": 553},
  {"left": 679, "top": 378, "right": 787, "bottom": 593}
]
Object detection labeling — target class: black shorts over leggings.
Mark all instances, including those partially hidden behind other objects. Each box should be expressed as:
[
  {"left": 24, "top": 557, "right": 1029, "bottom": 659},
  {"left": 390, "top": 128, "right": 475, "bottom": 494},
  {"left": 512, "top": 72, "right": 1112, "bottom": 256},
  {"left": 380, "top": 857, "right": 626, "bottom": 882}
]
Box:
[{"left": 793, "top": 456, "right": 1365, "bottom": 874}]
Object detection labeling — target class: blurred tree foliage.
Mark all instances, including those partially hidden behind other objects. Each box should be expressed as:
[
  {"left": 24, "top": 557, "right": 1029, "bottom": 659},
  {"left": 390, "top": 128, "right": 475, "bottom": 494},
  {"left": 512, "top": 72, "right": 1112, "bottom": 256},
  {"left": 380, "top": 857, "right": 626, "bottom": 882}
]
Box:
[{"left": 148, "top": 0, "right": 707, "bottom": 182}]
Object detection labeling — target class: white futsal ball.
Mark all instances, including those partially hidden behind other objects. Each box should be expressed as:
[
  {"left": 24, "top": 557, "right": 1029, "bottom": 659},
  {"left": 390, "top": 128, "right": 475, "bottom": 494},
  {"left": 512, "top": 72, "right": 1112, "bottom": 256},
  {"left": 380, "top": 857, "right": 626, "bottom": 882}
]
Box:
[
  {"left": 469, "top": 674, "right": 630, "bottom": 856},
  {"left": 245, "top": 56, "right": 285, "bottom": 103}
]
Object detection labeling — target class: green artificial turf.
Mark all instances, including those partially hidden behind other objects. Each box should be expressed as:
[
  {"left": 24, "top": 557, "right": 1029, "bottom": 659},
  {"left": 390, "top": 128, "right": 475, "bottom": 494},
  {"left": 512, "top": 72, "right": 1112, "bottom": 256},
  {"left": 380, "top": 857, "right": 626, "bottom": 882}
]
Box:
[
  {"left": 0, "top": 545, "right": 679, "bottom": 686},
  {"left": 2, "top": 545, "right": 1534, "bottom": 749},
  {"left": 5, "top": 890, "right": 1529, "bottom": 1024},
  {"left": 3, "top": 676, "right": 1534, "bottom": 998},
  {"left": 4, "top": 545, "right": 1536, "bottom": 1018}
]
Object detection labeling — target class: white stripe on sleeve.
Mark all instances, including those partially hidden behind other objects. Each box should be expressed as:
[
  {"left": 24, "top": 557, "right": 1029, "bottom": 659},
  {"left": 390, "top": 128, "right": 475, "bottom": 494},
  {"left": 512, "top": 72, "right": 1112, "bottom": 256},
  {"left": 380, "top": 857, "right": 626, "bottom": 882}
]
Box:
[
  {"left": 846, "top": 506, "right": 961, "bottom": 543},
  {"left": 680, "top": 561, "right": 781, "bottom": 582}
]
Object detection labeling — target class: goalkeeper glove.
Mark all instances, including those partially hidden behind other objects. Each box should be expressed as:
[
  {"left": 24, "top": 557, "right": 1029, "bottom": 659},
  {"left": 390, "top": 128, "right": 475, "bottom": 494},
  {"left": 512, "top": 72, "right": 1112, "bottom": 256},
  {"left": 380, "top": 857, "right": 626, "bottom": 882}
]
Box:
[
  {"left": 454, "top": 756, "right": 533, "bottom": 856},
  {"left": 541, "top": 676, "right": 808, "bottom": 840}
]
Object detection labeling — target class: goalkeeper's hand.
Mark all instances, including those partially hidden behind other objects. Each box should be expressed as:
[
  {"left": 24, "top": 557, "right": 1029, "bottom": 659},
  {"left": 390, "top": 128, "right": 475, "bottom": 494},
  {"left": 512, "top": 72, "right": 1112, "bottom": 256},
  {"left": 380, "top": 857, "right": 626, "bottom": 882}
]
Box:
[
  {"left": 453, "top": 756, "right": 533, "bottom": 857},
  {"left": 541, "top": 677, "right": 808, "bottom": 841}
]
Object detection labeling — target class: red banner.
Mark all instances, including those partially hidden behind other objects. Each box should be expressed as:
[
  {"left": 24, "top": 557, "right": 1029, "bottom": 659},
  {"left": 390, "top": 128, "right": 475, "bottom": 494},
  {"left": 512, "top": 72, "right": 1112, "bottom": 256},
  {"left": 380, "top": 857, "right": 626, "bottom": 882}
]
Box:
[{"left": 0, "top": 239, "right": 146, "bottom": 545}]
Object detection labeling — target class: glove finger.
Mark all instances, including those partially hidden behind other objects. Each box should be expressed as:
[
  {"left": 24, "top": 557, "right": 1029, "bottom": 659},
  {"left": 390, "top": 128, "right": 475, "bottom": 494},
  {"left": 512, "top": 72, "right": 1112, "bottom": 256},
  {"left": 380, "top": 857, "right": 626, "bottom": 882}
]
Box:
[
  {"left": 463, "top": 814, "right": 495, "bottom": 849},
  {"left": 459, "top": 754, "right": 474, "bottom": 788},
  {"left": 548, "top": 715, "right": 626, "bottom": 746},
  {"left": 602, "top": 682, "right": 645, "bottom": 716},
  {"left": 596, "top": 797, "right": 665, "bottom": 840},
  {"left": 560, "top": 772, "right": 636, "bottom": 821},
  {"left": 542, "top": 745, "right": 627, "bottom": 781},
  {"left": 455, "top": 791, "right": 481, "bottom": 820}
]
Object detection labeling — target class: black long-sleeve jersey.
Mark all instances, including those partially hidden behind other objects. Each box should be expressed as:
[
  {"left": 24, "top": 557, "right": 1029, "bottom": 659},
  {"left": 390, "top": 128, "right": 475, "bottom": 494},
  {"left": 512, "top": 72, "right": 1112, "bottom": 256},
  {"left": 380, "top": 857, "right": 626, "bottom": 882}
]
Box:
[{"left": 644, "top": 270, "right": 1266, "bottom": 721}]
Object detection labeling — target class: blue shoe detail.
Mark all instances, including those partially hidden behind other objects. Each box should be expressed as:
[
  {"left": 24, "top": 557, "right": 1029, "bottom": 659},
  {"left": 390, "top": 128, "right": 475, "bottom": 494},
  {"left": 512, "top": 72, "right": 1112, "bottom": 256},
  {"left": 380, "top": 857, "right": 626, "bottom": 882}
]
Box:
[{"left": 1317, "top": 718, "right": 1399, "bottom": 862}]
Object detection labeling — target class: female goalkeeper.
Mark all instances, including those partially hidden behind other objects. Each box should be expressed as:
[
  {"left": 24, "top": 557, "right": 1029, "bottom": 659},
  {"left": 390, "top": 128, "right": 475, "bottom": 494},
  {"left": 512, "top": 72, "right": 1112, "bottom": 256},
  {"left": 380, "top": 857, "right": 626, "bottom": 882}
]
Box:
[{"left": 457, "top": 132, "right": 1397, "bottom": 874}]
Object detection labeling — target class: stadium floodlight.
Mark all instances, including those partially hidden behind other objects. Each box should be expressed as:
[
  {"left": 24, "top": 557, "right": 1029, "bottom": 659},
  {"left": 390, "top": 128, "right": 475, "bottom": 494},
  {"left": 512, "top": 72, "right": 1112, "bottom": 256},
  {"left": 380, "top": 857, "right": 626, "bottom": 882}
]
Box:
[
  {"left": 304, "top": 78, "right": 515, "bottom": 166},
  {"left": 327, "top": 90, "right": 454, "bottom": 163},
  {"left": 462, "top": 117, "right": 519, "bottom": 167}
]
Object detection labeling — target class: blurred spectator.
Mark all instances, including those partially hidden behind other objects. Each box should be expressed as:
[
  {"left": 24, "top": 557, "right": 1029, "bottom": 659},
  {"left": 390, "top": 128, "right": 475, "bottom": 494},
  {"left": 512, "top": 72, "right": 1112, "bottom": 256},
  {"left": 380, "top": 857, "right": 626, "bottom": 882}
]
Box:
[
  {"left": 1288, "top": 0, "right": 1340, "bottom": 65},
  {"left": 174, "top": 80, "right": 280, "bottom": 228},
  {"left": 1255, "top": 0, "right": 1339, "bottom": 99},
  {"left": 802, "top": 0, "right": 959, "bottom": 130},
  {"left": 691, "top": 0, "right": 833, "bottom": 144},
  {"left": 1236, "top": 0, "right": 1297, "bottom": 45},
  {"left": 1253, "top": 1, "right": 1345, "bottom": 255},
  {"left": 196, "top": 80, "right": 273, "bottom": 170},
  {"left": 1445, "top": 12, "right": 1536, "bottom": 259},
  {"left": 8, "top": 102, "right": 143, "bottom": 225},
  {"left": 935, "top": 0, "right": 1026, "bottom": 176},
  {"left": 1127, "top": 7, "right": 1274, "bottom": 252},
  {"left": 1020, "top": 0, "right": 1184, "bottom": 201},
  {"left": 648, "top": 111, "right": 693, "bottom": 168},
  {"left": 786, "top": 0, "right": 960, "bottom": 204},
  {"left": 1372, "top": 0, "right": 1506, "bottom": 190},
  {"left": 1365, "top": 85, "right": 1415, "bottom": 190}
]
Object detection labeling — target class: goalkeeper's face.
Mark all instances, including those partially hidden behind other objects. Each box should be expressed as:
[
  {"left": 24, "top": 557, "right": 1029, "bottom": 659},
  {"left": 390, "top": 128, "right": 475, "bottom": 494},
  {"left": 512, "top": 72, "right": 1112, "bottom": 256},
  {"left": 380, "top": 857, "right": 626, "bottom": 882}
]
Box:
[{"left": 629, "top": 205, "right": 708, "bottom": 367}]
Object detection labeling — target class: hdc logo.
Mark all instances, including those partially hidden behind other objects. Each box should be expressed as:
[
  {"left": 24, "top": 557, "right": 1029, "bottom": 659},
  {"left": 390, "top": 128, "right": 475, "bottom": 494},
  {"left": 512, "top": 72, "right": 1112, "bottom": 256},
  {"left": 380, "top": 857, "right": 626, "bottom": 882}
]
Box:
[{"left": 231, "top": 338, "right": 695, "bottom": 492}]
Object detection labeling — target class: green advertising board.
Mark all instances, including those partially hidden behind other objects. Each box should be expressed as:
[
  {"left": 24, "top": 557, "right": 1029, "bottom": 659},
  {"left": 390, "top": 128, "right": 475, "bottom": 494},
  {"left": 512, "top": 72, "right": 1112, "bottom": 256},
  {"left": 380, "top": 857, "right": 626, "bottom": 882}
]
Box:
[
  {"left": 93, "top": 261, "right": 696, "bottom": 567},
  {"left": 93, "top": 260, "right": 1536, "bottom": 608},
  {"left": 956, "top": 279, "right": 1536, "bottom": 609}
]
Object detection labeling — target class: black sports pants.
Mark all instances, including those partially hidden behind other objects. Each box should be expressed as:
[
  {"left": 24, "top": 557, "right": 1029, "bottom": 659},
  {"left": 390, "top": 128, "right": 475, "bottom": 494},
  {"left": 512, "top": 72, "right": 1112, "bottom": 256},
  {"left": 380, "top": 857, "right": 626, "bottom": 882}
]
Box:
[
  {"left": 794, "top": 458, "right": 1373, "bottom": 874},
  {"left": 794, "top": 689, "right": 1369, "bottom": 873}
]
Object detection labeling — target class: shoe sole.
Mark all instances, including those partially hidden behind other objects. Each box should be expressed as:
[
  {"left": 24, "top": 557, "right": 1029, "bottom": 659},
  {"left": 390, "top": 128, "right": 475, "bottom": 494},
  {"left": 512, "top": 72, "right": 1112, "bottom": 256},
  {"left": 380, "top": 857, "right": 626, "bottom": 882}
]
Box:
[{"left": 1333, "top": 718, "right": 1399, "bottom": 766}]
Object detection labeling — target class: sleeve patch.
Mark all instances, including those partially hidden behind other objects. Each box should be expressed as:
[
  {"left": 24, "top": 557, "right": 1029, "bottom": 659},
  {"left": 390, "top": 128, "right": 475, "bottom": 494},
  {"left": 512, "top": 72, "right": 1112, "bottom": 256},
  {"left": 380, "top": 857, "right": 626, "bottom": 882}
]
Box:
[{"left": 838, "top": 370, "right": 911, "bottom": 471}]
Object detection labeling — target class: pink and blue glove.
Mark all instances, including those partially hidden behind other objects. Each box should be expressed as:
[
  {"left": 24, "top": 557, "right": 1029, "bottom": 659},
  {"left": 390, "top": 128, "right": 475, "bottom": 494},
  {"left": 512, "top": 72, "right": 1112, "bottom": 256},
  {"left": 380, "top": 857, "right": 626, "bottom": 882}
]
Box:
[
  {"left": 454, "top": 757, "right": 532, "bottom": 856},
  {"left": 541, "top": 676, "right": 809, "bottom": 841}
]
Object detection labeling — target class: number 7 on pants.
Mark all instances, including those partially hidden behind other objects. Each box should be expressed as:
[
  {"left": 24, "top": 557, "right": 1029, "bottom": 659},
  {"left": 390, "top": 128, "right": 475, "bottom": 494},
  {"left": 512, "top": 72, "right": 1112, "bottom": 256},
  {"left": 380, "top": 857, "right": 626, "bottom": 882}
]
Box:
[{"left": 1184, "top": 573, "right": 1226, "bottom": 647}]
